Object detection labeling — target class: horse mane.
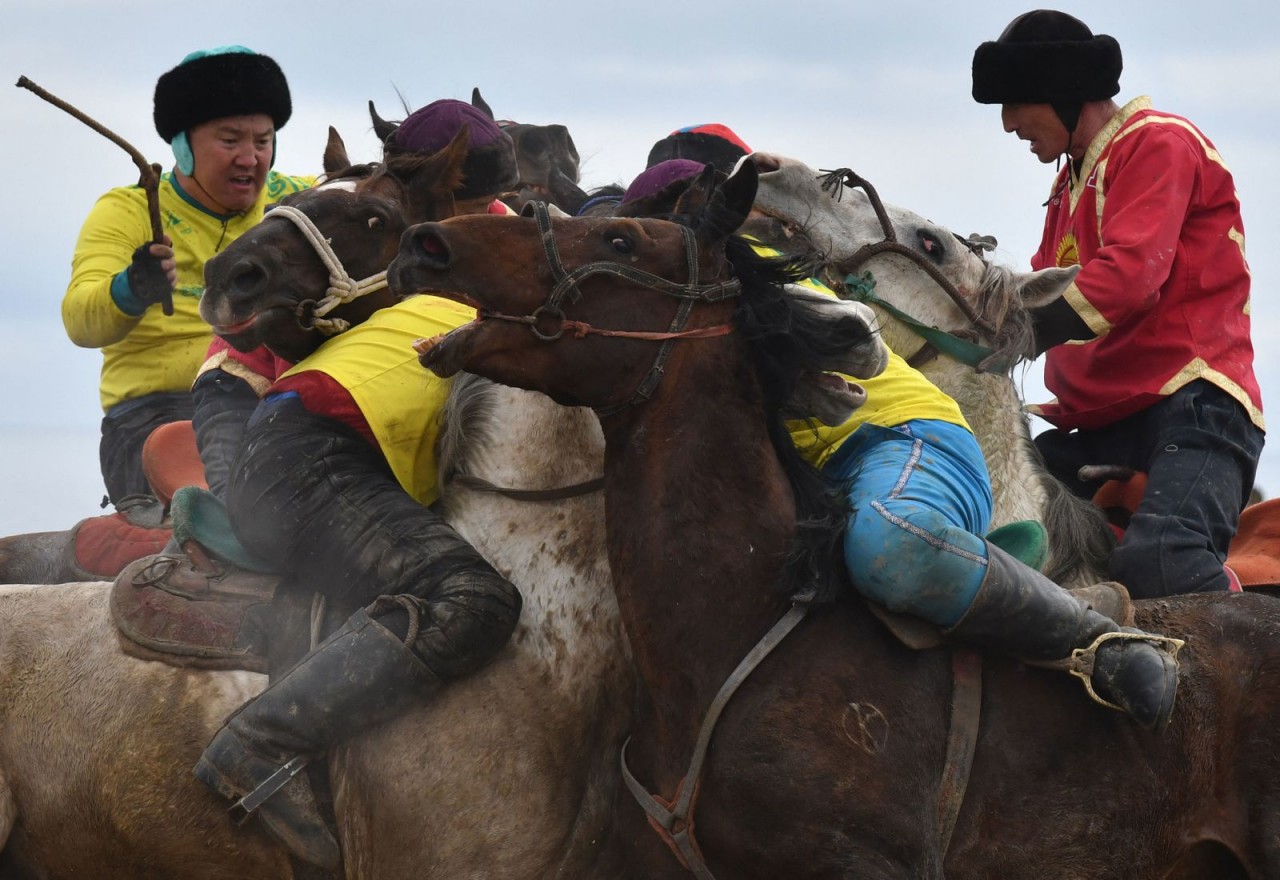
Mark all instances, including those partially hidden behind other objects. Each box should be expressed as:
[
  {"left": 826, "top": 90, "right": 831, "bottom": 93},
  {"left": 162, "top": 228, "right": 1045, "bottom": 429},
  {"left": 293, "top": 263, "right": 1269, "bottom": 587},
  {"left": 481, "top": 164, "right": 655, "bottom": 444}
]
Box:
[
  {"left": 436, "top": 372, "right": 499, "bottom": 511},
  {"left": 1026, "top": 432, "right": 1116, "bottom": 583},
  {"left": 973, "top": 261, "right": 1038, "bottom": 369},
  {"left": 969, "top": 262, "right": 1116, "bottom": 582},
  {"left": 723, "top": 237, "right": 859, "bottom": 605}
]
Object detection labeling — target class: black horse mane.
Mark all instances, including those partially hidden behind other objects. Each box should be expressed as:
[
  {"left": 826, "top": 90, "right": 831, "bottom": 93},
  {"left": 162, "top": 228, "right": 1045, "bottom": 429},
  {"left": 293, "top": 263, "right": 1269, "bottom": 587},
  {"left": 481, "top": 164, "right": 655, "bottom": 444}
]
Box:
[{"left": 723, "top": 236, "right": 864, "bottom": 605}]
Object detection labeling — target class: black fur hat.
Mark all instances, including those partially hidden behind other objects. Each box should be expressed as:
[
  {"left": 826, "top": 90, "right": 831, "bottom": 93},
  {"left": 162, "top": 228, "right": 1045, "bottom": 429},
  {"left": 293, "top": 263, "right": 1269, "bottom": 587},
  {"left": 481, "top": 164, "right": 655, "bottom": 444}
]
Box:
[
  {"left": 153, "top": 47, "right": 292, "bottom": 142},
  {"left": 972, "top": 10, "right": 1122, "bottom": 106}
]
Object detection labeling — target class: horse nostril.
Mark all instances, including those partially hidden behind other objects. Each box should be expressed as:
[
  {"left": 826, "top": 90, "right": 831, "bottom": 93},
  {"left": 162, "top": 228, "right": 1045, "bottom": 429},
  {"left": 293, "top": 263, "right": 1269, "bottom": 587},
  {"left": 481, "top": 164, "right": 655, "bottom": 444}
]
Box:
[{"left": 228, "top": 262, "right": 266, "bottom": 294}]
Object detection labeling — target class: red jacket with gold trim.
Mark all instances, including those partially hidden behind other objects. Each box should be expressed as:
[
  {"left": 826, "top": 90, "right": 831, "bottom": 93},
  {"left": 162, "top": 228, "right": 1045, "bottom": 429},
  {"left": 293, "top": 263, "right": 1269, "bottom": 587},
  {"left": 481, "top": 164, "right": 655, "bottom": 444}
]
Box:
[{"left": 1028, "top": 96, "right": 1262, "bottom": 432}]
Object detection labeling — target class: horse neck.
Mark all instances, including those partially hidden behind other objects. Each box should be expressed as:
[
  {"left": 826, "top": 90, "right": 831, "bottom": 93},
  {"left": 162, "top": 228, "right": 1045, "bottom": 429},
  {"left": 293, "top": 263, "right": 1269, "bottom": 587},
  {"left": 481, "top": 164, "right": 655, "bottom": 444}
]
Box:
[
  {"left": 915, "top": 358, "right": 1050, "bottom": 528},
  {"left": 598, "top": 337, "right": 797, "bottom": 761},
  {"left": 440, "top": 383, "right": 622, "bottom": 697}
]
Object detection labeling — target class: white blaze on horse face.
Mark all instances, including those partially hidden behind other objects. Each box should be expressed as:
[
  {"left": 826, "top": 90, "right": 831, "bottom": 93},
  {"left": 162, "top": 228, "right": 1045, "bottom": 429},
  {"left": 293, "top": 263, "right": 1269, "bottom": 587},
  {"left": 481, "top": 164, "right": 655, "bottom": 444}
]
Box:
[{"left": 311, "top": 178, "right": 361, "bottom": 193}]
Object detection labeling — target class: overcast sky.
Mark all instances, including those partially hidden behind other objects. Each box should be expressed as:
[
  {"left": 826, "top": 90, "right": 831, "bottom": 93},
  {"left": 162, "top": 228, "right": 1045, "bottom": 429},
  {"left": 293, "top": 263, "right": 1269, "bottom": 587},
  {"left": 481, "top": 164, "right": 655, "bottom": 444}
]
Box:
[{"left": 2, "top": 0, "right": 1277, "bottom": 536}]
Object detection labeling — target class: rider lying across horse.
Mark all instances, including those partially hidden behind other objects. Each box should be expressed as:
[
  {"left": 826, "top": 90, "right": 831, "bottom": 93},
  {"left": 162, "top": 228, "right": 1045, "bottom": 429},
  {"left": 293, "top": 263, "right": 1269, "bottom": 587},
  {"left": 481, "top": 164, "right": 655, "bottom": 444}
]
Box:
[
  {"left": 619, "top": 157, "right": 1182, "bottom": 731},
  {"left": 193, "top": 99, "right": 525, "bottom": 871}
]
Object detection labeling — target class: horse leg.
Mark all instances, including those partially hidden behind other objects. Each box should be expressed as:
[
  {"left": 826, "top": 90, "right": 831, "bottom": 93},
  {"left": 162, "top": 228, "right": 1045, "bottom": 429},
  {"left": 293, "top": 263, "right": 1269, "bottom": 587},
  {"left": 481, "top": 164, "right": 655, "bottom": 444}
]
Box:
[{"left": 0, "top": 531, "right": 75, "bottom": 584}]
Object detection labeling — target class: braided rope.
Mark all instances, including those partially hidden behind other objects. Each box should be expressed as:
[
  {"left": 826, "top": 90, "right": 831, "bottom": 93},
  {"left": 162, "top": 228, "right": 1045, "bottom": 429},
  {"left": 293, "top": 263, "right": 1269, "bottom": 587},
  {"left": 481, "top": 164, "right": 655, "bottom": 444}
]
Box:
[{"left": 264, "top": 205, "right": 390, "bottom": 335}]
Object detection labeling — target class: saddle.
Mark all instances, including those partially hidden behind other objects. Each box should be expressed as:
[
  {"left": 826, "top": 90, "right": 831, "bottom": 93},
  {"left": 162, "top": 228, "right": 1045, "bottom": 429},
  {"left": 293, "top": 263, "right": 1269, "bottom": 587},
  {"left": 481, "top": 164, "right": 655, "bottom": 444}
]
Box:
[
  {"left": 68, "top": 420, "right": 212, "bottom": 580},
  {"left": 69, "top": 497, "right": 171, "bottom": 580},
  {"left": 110, "top": 487, "right": 280, "bottom": 673}
]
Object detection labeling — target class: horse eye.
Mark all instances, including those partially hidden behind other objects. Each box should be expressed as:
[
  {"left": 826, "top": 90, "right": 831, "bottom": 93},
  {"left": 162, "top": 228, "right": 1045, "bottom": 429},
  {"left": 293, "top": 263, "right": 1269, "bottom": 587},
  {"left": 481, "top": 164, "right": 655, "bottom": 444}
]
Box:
[
  {"left": 609, "top": 236, "right": 633, "bottom": 255},
  {"left": 368, "top": 216, "right": 383, "bottom": 230},
  {"left": 918, "top": 231, "right": 945, "bottom": 262}
]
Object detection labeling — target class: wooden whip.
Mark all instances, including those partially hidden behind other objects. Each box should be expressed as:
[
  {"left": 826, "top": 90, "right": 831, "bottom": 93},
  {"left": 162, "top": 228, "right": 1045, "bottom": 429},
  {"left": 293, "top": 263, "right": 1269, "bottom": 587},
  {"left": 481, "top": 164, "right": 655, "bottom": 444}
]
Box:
[{"left": 16, "top": 75, "right": 173, "bottom": 315}]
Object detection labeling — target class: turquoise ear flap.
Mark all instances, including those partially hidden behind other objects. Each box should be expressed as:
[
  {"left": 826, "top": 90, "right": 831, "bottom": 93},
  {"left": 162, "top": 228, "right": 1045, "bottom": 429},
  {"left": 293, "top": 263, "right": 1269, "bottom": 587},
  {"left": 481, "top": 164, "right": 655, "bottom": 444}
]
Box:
[
  {"left": 172, "top": 132, "right": 194, "bottom": 175},
  {"left": 172, "top": 130, "right": 278, "bottom": 173}
]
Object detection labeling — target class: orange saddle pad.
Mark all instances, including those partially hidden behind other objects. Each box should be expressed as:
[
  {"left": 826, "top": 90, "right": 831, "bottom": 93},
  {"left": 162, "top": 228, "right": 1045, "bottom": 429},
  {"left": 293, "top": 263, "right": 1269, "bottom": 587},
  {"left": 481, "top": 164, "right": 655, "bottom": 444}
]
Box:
[
  {"left": 140, "top": 420, "right": 209, "bottom": 507},
  {"left": 1227, "top": 498, "right": 1280, "bottom": 588}
]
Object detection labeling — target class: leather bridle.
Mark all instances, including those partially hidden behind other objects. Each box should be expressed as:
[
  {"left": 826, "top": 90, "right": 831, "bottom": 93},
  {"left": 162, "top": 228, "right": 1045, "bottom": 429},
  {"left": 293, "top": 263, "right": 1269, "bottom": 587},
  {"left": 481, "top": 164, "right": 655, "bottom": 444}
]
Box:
[{"left": 476, "top": 202, "right": 744, "bottom": 416}]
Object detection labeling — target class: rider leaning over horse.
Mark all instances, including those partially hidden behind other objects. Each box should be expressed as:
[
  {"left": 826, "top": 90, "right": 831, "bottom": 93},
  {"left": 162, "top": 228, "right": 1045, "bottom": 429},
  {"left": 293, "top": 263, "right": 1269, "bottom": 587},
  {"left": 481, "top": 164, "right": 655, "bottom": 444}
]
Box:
[
  {"left": 972, "top": 10, "right": 1265, "bottom": 600},
  {"left": 620, "top": 156, "right": 1182, "bottom": 731},
  {"left": 62, "top": 46, "right": 312, "bottom": 509},
  {"left": 194, "top": 99, "right": 523, "bottom": 871}
]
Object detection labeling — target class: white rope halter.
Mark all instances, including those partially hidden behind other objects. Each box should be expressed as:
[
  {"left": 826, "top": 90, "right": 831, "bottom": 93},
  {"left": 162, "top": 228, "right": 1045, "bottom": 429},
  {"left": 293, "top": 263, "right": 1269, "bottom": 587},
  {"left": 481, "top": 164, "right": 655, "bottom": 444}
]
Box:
[{"left": 263, "top": 204, "right": 390, "bottom": 336}]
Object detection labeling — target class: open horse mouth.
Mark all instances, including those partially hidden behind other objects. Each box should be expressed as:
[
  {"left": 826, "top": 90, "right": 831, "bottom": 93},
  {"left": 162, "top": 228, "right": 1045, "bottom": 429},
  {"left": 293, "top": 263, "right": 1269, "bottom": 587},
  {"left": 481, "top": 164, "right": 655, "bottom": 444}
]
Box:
[{"left": 208, "top": 304, "right": 300, "bottom": 353}]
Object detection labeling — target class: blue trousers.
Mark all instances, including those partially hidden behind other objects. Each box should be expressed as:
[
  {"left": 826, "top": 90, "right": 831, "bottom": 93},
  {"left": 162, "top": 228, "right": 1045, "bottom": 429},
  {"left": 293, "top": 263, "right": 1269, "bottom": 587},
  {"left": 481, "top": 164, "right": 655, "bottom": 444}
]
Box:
[{"left": 824, "top": 420, "right": 994, "bottom": 627}]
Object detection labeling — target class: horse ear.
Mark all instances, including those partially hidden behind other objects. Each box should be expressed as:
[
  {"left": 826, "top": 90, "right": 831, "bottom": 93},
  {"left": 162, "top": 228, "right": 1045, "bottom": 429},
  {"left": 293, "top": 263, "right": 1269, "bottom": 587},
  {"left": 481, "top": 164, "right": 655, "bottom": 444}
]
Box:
[
  {"left": 1019, "top": 265, "right": 1079, "bottom": 310},
  {"left": 471, "top": 88, "right": 496, "bottom": 120},
  {"left": 696, "top": 160, "right": 757, "bottom": 243},
  {"left": 673, "top": 164, "right": 718, "bottom": 218},
  {"left": 322, "top": 127, "right": 351, "bottom": 174},
  {"left": 400, "top": 125, "right": 469, "bottom": 222},
  {"left": 369, "top": 100, "right": 397, "bottom": 145}
]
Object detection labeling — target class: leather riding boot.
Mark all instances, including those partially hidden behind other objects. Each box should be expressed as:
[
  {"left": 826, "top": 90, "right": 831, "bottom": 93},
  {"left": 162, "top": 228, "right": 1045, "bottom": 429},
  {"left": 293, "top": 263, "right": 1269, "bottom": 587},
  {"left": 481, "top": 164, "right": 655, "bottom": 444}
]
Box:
[
  {"left": 194, "top": 607, "right": 442, "bottom": 870},
  {"left": 943, "top": 542, "right": 1181, "bottom": 730}
]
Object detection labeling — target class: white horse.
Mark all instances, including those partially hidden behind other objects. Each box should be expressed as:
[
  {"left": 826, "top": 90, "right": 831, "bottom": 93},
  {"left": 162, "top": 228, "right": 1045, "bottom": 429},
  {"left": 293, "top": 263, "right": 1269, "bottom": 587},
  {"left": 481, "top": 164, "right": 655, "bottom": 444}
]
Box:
[
  {"left": 751, "top": 152, "right": 1112, "bottom": 587},
  {"left": 0, "top": 375, "right": 634, "bottom": 879}
]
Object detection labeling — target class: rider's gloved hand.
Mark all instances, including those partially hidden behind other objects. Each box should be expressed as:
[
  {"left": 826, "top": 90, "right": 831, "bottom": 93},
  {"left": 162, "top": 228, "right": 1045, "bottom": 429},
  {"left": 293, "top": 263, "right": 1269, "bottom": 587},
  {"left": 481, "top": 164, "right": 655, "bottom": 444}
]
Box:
[{"left": 112, "top": 237, "right": 176, "bottom": 316}]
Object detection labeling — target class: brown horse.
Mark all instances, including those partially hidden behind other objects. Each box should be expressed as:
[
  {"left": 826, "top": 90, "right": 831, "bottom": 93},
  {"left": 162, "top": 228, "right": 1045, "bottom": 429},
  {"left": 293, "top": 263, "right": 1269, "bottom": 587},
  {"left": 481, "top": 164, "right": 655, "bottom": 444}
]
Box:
[{"left": 392, "top": 161, "right": 1280, "bottom": 879}]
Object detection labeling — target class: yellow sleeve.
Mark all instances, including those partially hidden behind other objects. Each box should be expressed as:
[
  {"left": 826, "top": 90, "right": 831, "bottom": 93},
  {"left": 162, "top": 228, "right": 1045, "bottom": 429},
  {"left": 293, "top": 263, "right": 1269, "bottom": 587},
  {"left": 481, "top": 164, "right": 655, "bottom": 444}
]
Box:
[{"left": 62, "top": 187, "right": 149, "bottom": 348}]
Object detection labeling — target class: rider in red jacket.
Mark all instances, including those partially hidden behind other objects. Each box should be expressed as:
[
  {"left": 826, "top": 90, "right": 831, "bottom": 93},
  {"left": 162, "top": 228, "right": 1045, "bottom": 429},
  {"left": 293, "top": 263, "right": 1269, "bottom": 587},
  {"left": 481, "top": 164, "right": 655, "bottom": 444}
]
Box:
[{"left": 972, "top": 10, "right": 1264, "bottom": 599}]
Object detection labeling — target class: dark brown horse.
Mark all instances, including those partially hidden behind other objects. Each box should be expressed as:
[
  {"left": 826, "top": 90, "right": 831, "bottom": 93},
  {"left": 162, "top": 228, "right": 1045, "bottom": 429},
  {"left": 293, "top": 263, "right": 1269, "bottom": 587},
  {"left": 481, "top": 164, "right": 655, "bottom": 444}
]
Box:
[
  {"left": 201, "top": 127, "right": 467, "bottom": 364},
  {"left": 391, "top": 161, "right": 1280, "bottom": 879}
]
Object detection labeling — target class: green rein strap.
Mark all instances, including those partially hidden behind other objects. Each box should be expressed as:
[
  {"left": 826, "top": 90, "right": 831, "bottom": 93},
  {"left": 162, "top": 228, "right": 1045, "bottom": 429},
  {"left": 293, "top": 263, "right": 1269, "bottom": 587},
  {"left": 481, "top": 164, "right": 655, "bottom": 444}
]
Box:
[{"left": 842, "top": 272, "right": 1010, "bottom": 373}]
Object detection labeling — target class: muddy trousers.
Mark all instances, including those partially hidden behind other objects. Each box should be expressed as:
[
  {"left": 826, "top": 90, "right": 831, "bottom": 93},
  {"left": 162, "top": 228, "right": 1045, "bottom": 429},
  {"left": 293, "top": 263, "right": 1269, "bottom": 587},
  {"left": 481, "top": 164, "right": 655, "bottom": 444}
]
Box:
[{"left": 200, "top": 394, "right": 523, "bottom": 869}]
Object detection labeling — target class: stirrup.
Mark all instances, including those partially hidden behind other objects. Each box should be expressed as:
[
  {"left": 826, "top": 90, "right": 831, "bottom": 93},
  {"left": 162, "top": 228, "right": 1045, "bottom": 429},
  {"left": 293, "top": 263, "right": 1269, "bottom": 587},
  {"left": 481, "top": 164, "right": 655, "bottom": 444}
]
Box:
[
  {"left": 228, "top": 754, "right": 312, "bottom": 824},
  {"left": 1060, "top": 631, "right": 1186, "bottom": 713}
]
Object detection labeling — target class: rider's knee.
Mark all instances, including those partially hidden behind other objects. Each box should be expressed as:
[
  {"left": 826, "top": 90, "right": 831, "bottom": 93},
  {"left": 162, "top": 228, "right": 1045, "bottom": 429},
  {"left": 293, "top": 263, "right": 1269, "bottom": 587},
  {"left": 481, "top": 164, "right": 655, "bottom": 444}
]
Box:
[{"left": 844, "top": 504, "right": 985, "bottom": 623}]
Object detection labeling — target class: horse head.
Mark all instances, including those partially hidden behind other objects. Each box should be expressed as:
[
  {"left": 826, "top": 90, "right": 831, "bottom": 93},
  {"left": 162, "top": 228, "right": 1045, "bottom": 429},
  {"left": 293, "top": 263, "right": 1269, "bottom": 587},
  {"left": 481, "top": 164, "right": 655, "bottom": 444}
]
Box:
[
  {"left": 201, "top": 127, "right": 469, "bottom": 363},
  {"left": 391, "top": 162, "right": 883, "bottom": 420},
  {"left": 470, "top": 88, "right": 581, "bottom": 204},
  {"left": 750, "top": 152, "right": 1076, "bottom": 370},
  {"left": 387, "top": 164, "right": 746, "bottom": 408}
]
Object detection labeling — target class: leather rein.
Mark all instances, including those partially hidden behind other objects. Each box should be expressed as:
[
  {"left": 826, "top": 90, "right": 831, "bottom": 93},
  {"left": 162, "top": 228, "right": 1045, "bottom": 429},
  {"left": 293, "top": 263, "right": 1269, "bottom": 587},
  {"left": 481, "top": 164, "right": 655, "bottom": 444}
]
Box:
[
  {"left": 475, "top": 202, "right": 743, "bottom": 417},
  {"left": 816, "top": 169, "right": 1007, "bottom": 372}
]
